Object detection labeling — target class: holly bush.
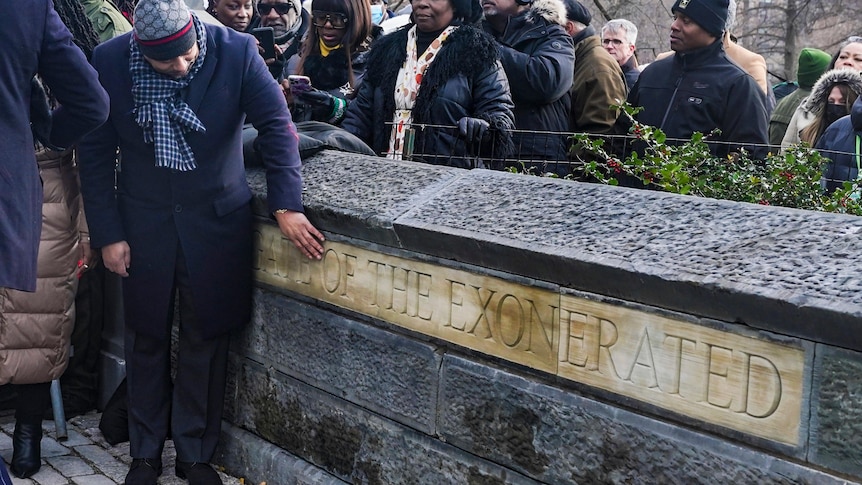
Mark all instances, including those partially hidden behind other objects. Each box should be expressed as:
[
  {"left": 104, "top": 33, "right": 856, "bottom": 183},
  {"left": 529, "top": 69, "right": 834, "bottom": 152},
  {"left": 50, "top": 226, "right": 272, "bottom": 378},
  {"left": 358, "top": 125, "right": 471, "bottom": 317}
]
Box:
[{"left": 569, "top": 104, "right": 862, "bottom": 216}]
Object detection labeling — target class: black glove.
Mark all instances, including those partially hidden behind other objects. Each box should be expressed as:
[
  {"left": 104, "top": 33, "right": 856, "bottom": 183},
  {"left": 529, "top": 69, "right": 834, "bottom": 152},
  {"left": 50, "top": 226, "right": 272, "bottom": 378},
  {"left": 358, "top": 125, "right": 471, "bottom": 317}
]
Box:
[
  {"left": 458, "top": 117, "right": 490, "bottom": 144},
  {"left": 295, "top": 88, "right": 347, "bottom": 124}
]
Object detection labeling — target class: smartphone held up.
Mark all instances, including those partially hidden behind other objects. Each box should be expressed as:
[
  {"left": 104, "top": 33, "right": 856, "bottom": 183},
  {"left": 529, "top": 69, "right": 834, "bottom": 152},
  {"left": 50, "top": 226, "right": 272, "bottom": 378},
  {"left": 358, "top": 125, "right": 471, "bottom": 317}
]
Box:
[
  {"left": 288, "top": 75, "right": 312, "bottom": 96},
  {"left": 251, "top": 27, "right": 276, "bottom": 60}
]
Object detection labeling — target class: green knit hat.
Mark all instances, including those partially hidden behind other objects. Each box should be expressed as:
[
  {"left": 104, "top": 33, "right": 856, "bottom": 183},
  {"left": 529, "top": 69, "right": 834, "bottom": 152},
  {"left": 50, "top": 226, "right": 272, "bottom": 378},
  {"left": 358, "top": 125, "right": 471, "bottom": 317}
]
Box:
[{"left": 797, "top": 48, "right": 831, "bottom": 89}]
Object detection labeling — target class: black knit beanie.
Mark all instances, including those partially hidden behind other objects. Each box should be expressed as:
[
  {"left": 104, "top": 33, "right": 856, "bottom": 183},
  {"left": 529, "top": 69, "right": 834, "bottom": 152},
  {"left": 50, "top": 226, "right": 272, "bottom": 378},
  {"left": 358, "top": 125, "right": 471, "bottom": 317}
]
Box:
[{"left": 671, "top": 0, "right": 729, "bottom": 37}]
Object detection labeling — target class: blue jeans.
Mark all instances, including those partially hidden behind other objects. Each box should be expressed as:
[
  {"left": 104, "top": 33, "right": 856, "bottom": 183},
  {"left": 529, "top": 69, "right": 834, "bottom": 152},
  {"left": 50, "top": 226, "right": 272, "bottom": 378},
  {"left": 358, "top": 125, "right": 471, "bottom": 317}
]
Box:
[{"left": 0, "top": 458, "right": 11, "bottom": 485}]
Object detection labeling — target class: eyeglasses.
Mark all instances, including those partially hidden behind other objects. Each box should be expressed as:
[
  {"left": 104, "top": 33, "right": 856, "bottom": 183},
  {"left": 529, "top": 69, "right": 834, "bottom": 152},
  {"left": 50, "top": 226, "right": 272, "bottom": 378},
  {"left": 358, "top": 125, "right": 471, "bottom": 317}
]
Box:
[
  {"left": 258, "top": 3, "right": 294, "bottom": 15},
  {"left": 312, "top": 11, "right": 348, "bottom": 29},
  {"left": 602, "top": 38, "right": 624, "bottom": 46}
]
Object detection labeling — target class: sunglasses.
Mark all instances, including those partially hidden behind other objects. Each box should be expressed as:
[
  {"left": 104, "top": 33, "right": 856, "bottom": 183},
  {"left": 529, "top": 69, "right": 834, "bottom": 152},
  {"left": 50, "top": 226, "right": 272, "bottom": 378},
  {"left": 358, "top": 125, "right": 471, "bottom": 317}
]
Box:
[
  {"left": 849, "top": 36, "right": 862, "bottom": 43},
  {"left": 312, "top": 11, "right": 348, "bottom": 29},
  {"left": 258, "top": 3, "right": 294, "bottom": 15}
]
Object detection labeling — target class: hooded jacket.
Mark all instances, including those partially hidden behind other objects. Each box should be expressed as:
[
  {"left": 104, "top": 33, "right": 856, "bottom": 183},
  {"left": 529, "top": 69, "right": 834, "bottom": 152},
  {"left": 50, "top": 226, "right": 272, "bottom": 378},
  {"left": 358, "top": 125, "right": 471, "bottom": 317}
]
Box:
[
  {"left": 481, "top": 0, "right": 574, "bottom": 171},
  {"left": 782, "top": 69, "right": 862, "bottom": 149},
  {"left": 627, "top": 38, "right": 769, "bottom": 159},
  {"left": 342, "top": 24, "right": 515, "bottom": 168},
  {"left": 817, "top": 97, "right": 862, "bottom": 194}
]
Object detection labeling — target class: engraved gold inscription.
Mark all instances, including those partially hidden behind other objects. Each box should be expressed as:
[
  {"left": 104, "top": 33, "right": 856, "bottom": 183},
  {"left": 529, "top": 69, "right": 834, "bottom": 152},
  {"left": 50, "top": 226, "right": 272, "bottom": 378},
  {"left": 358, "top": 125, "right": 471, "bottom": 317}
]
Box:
[
  {"left": 254, "top": 228, "right": 559, "bottom": 372},
  {"left": 253, "top": 225, "right": 805, "bottom": 445},
  {"left": 558, "top": 298, "right": 801, "bottom": 443}
]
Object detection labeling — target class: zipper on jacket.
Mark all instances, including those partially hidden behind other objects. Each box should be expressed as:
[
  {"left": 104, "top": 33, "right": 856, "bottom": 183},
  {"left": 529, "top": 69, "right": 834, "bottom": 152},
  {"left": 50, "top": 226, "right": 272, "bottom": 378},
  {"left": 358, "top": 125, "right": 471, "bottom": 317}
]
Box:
[{"left": 659, "top": 73, "right": 684, "bottom": 130}]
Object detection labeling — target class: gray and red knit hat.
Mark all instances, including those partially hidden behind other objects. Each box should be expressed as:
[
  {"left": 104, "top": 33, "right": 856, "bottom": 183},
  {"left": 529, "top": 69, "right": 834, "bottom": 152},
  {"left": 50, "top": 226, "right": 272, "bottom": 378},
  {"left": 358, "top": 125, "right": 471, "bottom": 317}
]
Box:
[{"left": 134, "top": 0, "right": 197, "bottom": 60}]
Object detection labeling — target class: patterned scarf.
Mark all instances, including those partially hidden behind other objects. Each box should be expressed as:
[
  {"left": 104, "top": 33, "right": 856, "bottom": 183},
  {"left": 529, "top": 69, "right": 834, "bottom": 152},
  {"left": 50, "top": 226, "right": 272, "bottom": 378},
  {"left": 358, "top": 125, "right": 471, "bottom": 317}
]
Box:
[
  {"left": 130, "top": 14, "right": 207, "bottom": 171},
  {"left": 386, "top": 25, "right": 456, "bottom": 160}
]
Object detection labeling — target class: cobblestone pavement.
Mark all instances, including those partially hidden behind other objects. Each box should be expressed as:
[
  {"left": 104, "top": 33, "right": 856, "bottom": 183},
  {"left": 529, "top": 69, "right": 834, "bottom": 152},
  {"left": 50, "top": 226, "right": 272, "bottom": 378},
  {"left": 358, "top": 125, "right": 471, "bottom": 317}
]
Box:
[{"left": 0, "top": 411, "right": 244, "bottom": 485}]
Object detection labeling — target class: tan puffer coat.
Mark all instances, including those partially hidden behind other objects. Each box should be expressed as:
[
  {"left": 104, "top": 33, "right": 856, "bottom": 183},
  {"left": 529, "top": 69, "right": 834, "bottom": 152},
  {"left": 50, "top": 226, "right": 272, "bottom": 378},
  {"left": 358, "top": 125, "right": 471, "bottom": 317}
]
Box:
[{"left": 0, "top": 147, "right": 86, "bottom": 385}]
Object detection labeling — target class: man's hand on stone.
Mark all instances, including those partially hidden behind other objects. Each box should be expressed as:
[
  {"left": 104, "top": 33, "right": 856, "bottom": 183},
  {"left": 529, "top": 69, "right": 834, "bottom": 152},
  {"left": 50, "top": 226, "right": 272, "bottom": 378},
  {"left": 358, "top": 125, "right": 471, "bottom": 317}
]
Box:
[
  {"left": 102, "top": 240, "right": 131, "bottom": 277},
  {"left": 274, "top": 210, "right": 325, "bottom": 260}
]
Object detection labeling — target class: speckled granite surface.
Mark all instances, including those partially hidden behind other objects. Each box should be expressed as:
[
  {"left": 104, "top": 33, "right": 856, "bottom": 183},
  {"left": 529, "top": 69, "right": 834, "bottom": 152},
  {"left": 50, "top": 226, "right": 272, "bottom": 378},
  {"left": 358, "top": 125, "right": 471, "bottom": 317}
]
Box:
[{"left": 249, "top": 151, "right": 862, "bottom": 352}]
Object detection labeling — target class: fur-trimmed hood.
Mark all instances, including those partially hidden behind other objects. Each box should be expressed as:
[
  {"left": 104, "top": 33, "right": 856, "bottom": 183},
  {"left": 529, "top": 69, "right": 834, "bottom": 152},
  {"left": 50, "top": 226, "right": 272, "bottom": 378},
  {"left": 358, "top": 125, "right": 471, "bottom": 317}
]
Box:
[
  {"left": 524, "top": 0, "right": 568, "bottom": 27},
  {"left": 801, "top": 68, "right": 862, "bottom": 114}
]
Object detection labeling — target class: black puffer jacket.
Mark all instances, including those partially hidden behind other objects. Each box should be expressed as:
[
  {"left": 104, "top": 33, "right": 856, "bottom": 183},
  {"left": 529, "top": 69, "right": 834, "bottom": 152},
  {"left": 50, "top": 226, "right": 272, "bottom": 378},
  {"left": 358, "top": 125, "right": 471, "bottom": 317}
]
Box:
[
  {"left": 342, "top": 24, "right": 515, "bottom": 168},
  {"left": 817, "top": 97, "right": 862, "bottom": 193},
  {"left": 481, "top": 0, "right": 574, "bottom": 168},
  {"left": 627, "top": 39, "right": 769, "bottom": 159}
]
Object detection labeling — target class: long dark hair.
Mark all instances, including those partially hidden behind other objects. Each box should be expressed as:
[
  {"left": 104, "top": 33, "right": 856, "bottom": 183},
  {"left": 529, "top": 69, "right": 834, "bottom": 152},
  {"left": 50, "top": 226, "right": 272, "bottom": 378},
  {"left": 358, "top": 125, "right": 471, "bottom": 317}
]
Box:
[
  {"left": 295, "top": 0, "right": 373, "bottom": 89},
  {"left": 800, "top": 83, "right": 859, "bottom": 145},
  {"left": 53, "top": 0, "right": 100, "bottom": 60}
]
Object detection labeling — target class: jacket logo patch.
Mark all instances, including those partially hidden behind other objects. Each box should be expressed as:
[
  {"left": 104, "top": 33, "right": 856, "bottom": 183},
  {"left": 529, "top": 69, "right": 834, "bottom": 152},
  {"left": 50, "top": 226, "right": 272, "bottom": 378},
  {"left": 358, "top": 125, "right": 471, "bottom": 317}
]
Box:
[
  {"left": 551, "top": 41, "right": 563, "bottom": 50},
  {"left": 687, "top": 96, "right": 703, "bottom": 105},
  {"left": 693, "top": 81, "right": 709, "bottom": 89}
]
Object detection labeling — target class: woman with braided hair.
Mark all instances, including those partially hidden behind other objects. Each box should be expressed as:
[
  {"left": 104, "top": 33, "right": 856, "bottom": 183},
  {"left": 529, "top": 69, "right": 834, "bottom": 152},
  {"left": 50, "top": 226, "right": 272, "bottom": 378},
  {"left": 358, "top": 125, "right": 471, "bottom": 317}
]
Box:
[
  {"left": 0, "top": 0, "right": 105, "bottom": 478},
  {"left": 55, "top": 0, "right": 101, "bottom": 58}
]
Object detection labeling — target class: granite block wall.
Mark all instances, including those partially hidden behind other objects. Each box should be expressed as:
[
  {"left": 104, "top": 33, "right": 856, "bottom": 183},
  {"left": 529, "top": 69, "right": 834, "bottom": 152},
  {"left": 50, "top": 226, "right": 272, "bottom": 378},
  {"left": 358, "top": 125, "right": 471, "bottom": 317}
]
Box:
[
  {"left": 216, "top": 151, "right": 862, "bottom": 483},
  {"left": 221, "top": 288, "right": 854, "bottom": 484}
]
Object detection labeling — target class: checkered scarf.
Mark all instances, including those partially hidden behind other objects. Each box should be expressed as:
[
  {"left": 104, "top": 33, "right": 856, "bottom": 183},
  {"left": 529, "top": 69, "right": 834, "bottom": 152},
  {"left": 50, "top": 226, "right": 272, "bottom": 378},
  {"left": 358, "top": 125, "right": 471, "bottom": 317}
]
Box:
[{"left": 130, "top": 14, "right": 207, "bottom": 171}]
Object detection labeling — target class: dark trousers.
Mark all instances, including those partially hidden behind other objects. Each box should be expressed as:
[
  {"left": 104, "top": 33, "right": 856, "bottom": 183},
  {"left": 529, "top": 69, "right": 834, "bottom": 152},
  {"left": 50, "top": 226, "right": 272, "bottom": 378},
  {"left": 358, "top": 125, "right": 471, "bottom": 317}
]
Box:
[
  {"left": 59, "top": 263, "right": 106, "bottom": 416},
  {"left": 13, "top": 382, "right": 50, "bottom": 423},
  {"left": 124, "top": 246, "right": 230, "bottom": 462}
]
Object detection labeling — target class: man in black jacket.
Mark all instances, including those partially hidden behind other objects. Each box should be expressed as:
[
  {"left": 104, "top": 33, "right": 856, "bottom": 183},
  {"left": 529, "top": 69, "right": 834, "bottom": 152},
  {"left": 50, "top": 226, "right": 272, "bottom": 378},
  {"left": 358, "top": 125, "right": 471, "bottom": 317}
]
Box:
[
  {"left": 482, "top": 0, "right": 574, "bottom": 176},
  {"left": 624, "top": 0, "right": 768, "bottom": 159}
]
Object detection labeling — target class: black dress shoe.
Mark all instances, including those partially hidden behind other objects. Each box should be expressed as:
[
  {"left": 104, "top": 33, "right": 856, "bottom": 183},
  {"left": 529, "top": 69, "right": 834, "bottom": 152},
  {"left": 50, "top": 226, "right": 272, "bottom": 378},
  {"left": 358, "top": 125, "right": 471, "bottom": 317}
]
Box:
[
  {"left": 176, "top": 461, "right": 223, "bottom": 485},
  {"left": 124, "top": 458, "right": 162, "bottom": 485},
  {"left": 10, "top": 420, "right": 42, "bottom": 478}
]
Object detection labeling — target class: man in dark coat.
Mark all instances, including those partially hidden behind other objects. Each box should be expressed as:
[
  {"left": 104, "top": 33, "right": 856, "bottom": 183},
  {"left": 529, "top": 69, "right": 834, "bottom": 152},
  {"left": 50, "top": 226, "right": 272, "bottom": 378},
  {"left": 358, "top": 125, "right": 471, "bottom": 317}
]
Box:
[
  {"left": 562, "top": 0, "right": 627, "bottom": 135},
  {"left": 0, "top": 0, "right": 109, "bottom": 293},
  {"left": 77, "top": 1, "right": 324, "bottom": 483},
  {"left": 624, "top": 0, "right": 768, "bottom": 159},
  {"left": 482, "top": 0, "right": 574, "bottom": 175}
]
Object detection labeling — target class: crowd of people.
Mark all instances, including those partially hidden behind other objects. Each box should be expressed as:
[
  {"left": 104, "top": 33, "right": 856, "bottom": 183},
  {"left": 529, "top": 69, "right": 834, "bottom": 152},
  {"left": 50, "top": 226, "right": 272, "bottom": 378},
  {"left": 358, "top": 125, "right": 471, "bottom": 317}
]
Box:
[
  {"left": 214, "top": 0, "right": 861, "bottom": 184},
  {"left": 1, "top": 0, "right": 861, "bottom": 484}
]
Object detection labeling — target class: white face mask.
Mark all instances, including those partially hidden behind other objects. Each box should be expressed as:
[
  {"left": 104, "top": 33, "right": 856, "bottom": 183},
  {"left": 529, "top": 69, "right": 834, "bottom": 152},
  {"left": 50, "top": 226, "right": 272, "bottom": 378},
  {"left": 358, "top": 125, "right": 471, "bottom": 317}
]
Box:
[{"left": 370, "top": 4, "right": 385, "bottom": 24}]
